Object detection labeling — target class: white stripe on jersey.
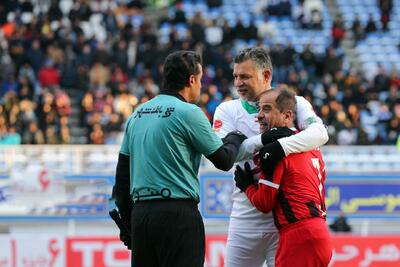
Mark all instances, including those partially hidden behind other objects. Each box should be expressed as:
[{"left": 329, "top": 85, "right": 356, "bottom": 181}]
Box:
[{"left": 258, "top": 179, "right": 280, "bottom": 189}]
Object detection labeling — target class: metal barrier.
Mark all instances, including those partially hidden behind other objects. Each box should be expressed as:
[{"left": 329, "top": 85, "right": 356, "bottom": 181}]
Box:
[{"left": 0, "top": 145, "right": 399, "bottom": 175}]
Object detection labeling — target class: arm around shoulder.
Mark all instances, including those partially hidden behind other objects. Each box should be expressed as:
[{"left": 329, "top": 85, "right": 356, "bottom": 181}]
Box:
[
  {"left": 278, "top": 122, "right": 328, "bottom": 156},
  {"left": 279, "top": 95, "right": 329, "bottom": 156}
]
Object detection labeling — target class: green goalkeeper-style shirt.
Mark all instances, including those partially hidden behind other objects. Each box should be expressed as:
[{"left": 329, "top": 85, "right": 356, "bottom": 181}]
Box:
[{"left": 120, "top": 93, "right": 223, "bottom": 203}]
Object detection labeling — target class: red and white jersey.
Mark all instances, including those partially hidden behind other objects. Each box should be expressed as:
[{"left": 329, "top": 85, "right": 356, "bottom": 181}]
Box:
[
  {"left": 246, "top": 148, "right": 327, "bottom": 230},
  {"left": 213, "top": 96, "right": 327, "bottom": 232}
]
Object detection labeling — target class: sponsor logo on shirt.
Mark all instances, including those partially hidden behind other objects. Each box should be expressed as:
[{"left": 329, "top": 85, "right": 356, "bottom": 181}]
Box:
[{"left": 213, "top": 119, "right": 223, "bottom": 132}]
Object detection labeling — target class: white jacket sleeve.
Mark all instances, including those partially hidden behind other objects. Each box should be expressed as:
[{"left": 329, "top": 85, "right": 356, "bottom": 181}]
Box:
[
  {"left": 278, "top": 96, "right": 329, "bottom": 156},
  {"left": 213, "top": 103, "right": 263, "bottom": 162},
  {"left": 236, "top": 134, "right": 263, "bottom": 161},
  {"left": 212, "top": 104, "right": 236, "bottom": 138}
]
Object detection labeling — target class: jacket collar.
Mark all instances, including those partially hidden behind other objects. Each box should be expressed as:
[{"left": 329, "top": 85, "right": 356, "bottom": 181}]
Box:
[{"left": 159, "top": 90, "right": 187, "bottom": 102}]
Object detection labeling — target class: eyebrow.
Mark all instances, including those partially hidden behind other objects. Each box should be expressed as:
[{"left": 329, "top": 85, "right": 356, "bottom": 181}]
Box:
[{"left": 260, "top": 103, "right": 273, "bottom": 109}]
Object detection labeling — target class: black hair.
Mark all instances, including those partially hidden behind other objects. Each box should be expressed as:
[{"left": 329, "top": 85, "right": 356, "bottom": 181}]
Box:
[{"left": 162, "top": 50, "right": 202, "bottom": 92}]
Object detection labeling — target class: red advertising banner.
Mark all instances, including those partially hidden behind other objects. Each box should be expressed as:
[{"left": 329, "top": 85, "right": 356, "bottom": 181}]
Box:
[
  {"left": 1, "top": 234, "right": 400, "bottom": 266},
  {"left": 331, "top": 235, "right": 400, "bottom": 267},
  {"left": 66, "top": 237, "right": 130, "bottom": 267},
  {"left": 204, "top": 234, "right": 400, "bottom": 267}
]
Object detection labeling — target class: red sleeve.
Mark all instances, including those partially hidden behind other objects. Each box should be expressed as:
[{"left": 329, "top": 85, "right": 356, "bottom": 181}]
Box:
[{"left": 245, "top": 160, "right": 285, "bottom": 213}]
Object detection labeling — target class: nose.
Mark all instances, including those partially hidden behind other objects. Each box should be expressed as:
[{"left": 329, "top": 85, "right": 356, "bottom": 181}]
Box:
[
  {"left": 257, "top": 111, "right": 263, "bottom": 121},
  {"left": 234, "top": 77, "right": 243, "bottom": 87}
]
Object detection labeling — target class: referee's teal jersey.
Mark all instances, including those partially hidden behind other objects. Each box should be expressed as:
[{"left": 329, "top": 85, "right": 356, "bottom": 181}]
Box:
[{"left": 120, "top": 94, "right": 223, "bottom": 203}]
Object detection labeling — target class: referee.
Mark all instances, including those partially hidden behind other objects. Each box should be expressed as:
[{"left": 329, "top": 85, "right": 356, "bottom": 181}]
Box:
[{"left": 112, "top": 50, "right": 246, "bottom": 267}]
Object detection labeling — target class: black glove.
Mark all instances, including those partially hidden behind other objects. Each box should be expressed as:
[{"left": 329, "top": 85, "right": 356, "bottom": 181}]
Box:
[
  {"left": 223, "top": 131, "right": 247, "bottom": 146},
  {"left": 259, "top": 127, "right": 294, "bottom": 179},
  {"left": 234, "top": 162, "right": 255, "bottom": 192},
  {"left": 261, "top": 127, "right": 295, "bottom": 145},
  {"left": 109, "top": 209, "right": 132, "bottom": 250},
  {"left": 120, "top": 229, "right": 131, "bottom": 250}
]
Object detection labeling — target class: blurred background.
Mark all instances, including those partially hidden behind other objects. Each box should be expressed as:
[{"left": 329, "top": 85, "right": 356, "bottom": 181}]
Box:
[{"left": 0, "top": 0, "right": 399, "bottom": 266}]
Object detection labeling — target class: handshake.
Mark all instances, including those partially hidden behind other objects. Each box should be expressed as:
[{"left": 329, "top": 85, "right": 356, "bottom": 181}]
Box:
[{"left": 222, "top": 130, "right": 247, "bottom": 145}]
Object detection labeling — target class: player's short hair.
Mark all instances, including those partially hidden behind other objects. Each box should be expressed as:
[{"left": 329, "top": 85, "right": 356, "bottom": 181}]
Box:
[
  {"left": 275, "top": 88, "right": 296, "bottom": 113},
  {"left": 234, "top": 47, "right": 273, "bottom": 75},
  {"left": 259, "top": 87, "right": 296, "bottom": 113},
  {"left": 162, "top": 50, "right": 202, "bottom": 92}
]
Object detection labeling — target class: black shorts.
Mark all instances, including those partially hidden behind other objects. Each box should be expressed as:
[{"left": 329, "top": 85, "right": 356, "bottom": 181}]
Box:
[{"left": 131, "top": 199, "right": 205, "bottom": 267}]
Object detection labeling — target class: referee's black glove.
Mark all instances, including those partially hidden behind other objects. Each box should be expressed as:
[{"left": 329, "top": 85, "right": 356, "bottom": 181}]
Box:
[
  {"left": 109, "top": 209, "right": 132, "bottom": 250},
  {"left": 223, "top": 131, "right": 247, "bottom": 146},
  {"left": 120, "top": 229, "right": 132, "bottom": 250},
  {"left": 259, "top": 127, "right": 294, "bottom": 178},
  {"left": 234, "top": 162, "right": 255, "bottom": 192}
]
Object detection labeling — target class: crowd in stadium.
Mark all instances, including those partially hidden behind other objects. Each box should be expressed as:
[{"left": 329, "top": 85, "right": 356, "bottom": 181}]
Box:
[{"left": 0, "top": 0, "right": 398, "bottom": 145}]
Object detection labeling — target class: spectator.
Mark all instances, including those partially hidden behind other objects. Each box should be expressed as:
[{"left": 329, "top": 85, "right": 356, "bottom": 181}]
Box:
[
  {"left": 93, "top": 41, "right": 111, "bottom": 66},
  {"left": 18, "top": 62, "right": 36, "bottom": 86},
  {"left": 351, "top": 15, "right": 364, "bottom": 43},
  {"left": 23, "top": 121, "right": 45, "bottom": 144},
  {"left": 18, "top": 76, "right": 34, "bottom": 100},
  {"left": 113, "top": 40, "right": 129, "bottom": 71},
  {"left": 48, "top": 0, "right": 63, "bottom": 22},
  {"left": 89, "top": 62, "right": 110, "bottom": 88},
  {"left": 374, "top": 64, "right": 391, "bottom": 92},
  {"left": 54, "top": 88, "right": 72, "bottom": 117},
  {"left": 365, "top": 14, "right": 377, "bottom": 34},
  {"left": 267, "top": 0, "right": 292, "bottom": 17},
  {"left": 246, "top": 20, "right": 258, "bottom": 41},
  {"left": 38, "top": 60, "right": 60, "bottom": 88},
  {"left": 379, "top": 0, "right": 393, "bottom": 31},
  {"left": 233, "top": 19, "right": 247, "bottom": 40},
  {"left": 0, "top": 0, "right": 396, "bottom": 146},
  {"left": 45, "top": 126, "right": 59, "bottom": 144},
  {"left": 172, "top": 2, "right": 186, "bottom": 24},
  {"left": 300, "top": 44, "right": 317, "bottom": 77},
  {"left": 60, "top": 125, "right": 71, "bottom": 144},
  {"left": 76, "top": 44, "right": 93, "bottom": 67},
  {"left": 90, "top": 123, "right": 104, "bottom": 144},
  {"left": 207, "top": 0, "right": 222, "bottom": 8},
  {"left": 329, "top": 213, "right": 352, "bottom": 232},
  {"left": 189, "top": 11, "right": 205, "bottom": 44},
  {"left": 310, "top": 9, "right": 322, "bottom": 29},
  {"left": 298, "top": 0, "right": 323, "bottom": 29},
  {"left": 1, "top": 74, "right": 19, "bottom": 97},
  {"left": 0, "top": 126, "right": 21, "bottom": 145},
  {"left": 331, "top": 17, "right": 345, "bottom": 48},
  {"left": 69, "top": 0, "right": 92, "bottom": 22},
  {"left": 324, "top": 47, "right": 343, "bottom": 76},
  {"left": 221, "top": 20, "right": 234, "bottom": 45}
]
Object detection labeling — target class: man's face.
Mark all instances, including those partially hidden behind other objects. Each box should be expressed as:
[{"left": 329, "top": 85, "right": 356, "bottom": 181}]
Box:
[
  {"left": 257, "top": 92, "right": 287, "bottom": 133},
  {"left": 189, "top": 64, "right": 203, "bottom": 103},
  {"left": 233, "top": 59, "right": 270, "bottom": 102}
]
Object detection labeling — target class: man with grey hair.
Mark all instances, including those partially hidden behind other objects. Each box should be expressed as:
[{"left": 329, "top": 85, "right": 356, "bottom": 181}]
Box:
[{"left": 213, "top": 47, "right": 329, "bottom": 267}]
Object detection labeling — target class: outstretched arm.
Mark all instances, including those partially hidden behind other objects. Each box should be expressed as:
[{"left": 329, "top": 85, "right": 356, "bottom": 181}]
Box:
[{"left": 234, "top": 96, "right": 328, "bottom": 161}]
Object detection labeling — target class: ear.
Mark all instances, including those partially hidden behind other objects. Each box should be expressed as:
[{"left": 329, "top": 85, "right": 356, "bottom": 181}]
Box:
[
  {"left": 188, "top": 74, "right": 196, "bottom": 87},
  {"left": 283, "top": 110, "right": 293, "bottom": 123},
  {"left": 263, "top": 69, "right": 271, "bottom": 83}
]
